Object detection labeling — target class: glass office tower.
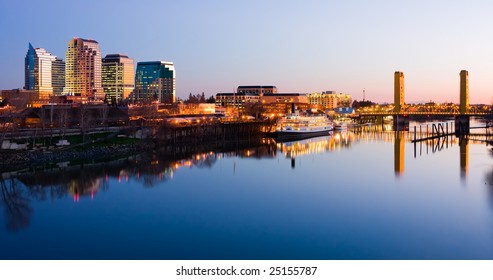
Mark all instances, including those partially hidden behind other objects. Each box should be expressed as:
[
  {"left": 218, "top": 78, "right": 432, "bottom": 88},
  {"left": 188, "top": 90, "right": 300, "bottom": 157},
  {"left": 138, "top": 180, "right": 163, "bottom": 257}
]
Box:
[
  {"left": 52, "top": 58, "right": 65, "bottom": 96},
  {"left": 63, "top": 38, "right": 104, "bottom": 102},
  {"left": 24, "top": 43, "right": 59, "bottom": 100},
  {"left": 102, "top": 54, "right": 135, "bottom": 104},
  {"left": 134, "top": 61, "right": 176, "bottom": 104}
]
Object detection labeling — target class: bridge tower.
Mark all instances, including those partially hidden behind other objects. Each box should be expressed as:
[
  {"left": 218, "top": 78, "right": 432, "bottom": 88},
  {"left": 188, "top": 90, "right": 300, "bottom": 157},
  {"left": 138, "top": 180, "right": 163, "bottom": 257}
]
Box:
[
  {"left": 459, "top": 70, "right": 469, "bottom": 114},
  {"left": 456, "top": 70, "right": 470, "bottom": 134},
  {"left": 393, "top": 71, "right": 408, "bottom": 130},
  {"left": 394, "top": 71, "right": 404, "bottom": 113}
]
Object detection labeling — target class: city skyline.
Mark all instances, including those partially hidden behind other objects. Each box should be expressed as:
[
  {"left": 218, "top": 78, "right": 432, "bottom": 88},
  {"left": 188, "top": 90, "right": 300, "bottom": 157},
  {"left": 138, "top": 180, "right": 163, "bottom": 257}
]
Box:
[{"left": 1, "top": 0, "right": 493, "bottom": 104}]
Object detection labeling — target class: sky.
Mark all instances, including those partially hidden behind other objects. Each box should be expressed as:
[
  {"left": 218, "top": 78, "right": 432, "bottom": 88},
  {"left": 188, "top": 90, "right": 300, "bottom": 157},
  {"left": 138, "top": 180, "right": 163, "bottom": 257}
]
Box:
[{"left": 1, "top": 0, "right": 493, "bottom": 104}]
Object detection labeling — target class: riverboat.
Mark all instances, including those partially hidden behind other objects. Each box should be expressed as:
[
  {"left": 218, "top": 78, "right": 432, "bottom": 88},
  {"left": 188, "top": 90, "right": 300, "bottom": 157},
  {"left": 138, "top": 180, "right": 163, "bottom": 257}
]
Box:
[
  {"left": 276, "top": 112, "right": 333, "bottom": 140},
  {"left": 333, "top": 121, "right": 348, "bottom": 130}
]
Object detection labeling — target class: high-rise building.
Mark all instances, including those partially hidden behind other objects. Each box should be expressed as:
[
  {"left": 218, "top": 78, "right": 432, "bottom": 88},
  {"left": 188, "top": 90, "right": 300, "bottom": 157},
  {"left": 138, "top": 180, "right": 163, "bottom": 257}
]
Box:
[
  {"left": 394, "top": 71, "right": 404, "bottom": 113},
  {"left": 102, "top": 54, "right": 135, "bottom": 104},
  {"left": 63, "top": 38, "right": 104, "bottom": 103},
  {"left": 52, "top": 58, "right": 65, "bottom": 96},
  {"left": 24, "top": 43, "right": 59, "bottom": 100},
  {"left": 134, "top": 61, "right": 176, "bottom": 103}
]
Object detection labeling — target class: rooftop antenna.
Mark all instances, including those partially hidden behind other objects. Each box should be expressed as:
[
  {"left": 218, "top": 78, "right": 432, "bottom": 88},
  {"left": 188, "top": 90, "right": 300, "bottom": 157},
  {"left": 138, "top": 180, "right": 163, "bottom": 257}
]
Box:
[{"left": 363, "top": 88, "right": 366, "bottom": 101}]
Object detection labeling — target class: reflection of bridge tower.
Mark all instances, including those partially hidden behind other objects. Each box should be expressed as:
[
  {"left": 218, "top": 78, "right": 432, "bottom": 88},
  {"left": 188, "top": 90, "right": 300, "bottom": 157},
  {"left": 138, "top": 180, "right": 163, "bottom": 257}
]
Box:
[
  {"left": 394, "top": 132, "right": 405, "bottom": 176},
  {"left": 460, "top": 138, "right": 469, "bottom": 180},
  {"left": 394, "top": 71, "right": 404, "bottom": 113}
]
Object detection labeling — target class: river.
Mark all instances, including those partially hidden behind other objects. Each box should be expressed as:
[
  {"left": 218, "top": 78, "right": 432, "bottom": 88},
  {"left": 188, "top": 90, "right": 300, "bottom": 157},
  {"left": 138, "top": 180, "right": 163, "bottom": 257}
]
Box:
[{"left": 1, "top": 122, "right": 493, "bottom": 259}]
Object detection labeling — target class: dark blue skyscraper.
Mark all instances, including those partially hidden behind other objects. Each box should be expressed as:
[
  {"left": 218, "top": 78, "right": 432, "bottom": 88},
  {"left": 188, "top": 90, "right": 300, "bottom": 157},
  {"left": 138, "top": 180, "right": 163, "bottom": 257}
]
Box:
[
  {"left": 24, "top": 43, "right": 36, "bottom": 91},
  {"left": 133, "top": 61, "right": 175, "bottom": 103}
]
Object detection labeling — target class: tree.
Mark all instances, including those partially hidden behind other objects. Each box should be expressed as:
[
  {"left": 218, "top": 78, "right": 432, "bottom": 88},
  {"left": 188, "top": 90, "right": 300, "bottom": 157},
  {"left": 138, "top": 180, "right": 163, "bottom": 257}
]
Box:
[
  {"left": 243, "top": 102, "right": 266, "bottom": 119},
  {"left": 98, "top": 105, "right": 110, "bottom": 128},
  {"left": 206, "top": 95, "right": 215, "bottom": 103},
  {"left": 58, "top": 107, "right": 69, "bottom": 139},
  {"left": 0, "top": 178, "right": 33, "bottom": 231},
  {"left": 352, "top": 99, "right": 376, "bottom": 109},
  {"left": 339, "top": 98, "right": 352, "bottom": 108},
  {"left": 184, "top": 92, "right": 213, "bottom": 104},
  {"left": 187, "top": 93, "right": 194, "bottom": 104},
  {"left": 79, "top": 105, "right": 93, "bottom": 142}
]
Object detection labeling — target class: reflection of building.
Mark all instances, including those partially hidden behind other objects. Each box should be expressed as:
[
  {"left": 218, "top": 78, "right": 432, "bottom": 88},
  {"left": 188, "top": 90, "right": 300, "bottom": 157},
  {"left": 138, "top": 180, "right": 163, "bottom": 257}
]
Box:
[
  {"left": 394, "top": 71, "right": 404, "bottom": 113},
  {"left": 133, "top": 61, "right": 176, "bottom": 104},
  {"left": 68, "top": 177, "right": 101, "bottom": 202},
  {"left": 24, "top": 43, "right": 62, "bottom": 101},
  {"left": 63, "top": 38, "right": 105, "bottom": 102},
  {"left": 394, "top": 132, "right": 405, "bottom": 176},
  {"left": 102, "top": 54, "right": 135, "bottom": 104}
]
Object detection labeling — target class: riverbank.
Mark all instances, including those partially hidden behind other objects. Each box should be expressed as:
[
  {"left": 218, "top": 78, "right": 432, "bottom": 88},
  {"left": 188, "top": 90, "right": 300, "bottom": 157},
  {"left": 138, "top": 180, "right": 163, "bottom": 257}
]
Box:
[
  {"left": 0, "top": 141, "right": 151, "bottom": 172},
  {"left": 1, "top": 121, "right": 278, "bottom": 172}
]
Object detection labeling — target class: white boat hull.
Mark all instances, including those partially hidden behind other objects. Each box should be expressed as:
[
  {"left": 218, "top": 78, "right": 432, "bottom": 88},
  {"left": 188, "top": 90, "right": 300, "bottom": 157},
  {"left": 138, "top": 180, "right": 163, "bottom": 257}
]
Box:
[{"left": 276, "top": 128, "right": 333, "bottom": 141}]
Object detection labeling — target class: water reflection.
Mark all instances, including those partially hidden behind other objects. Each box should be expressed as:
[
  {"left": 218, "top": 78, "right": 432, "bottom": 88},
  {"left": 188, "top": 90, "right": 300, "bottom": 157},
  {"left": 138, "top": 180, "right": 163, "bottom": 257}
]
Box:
[
  {"left": 0, "top": 124, "right": 489, "bottom": 233},
  {"left": 277, "top": 131, "right": 357, "bottom": 169},
  {"left": 0, "top": 178, "right": 32, "bottom": 231},
  {"left": 410, "top": 132, "right": 480, "bottom": 181},
  {"left": 394, "top": 132, "right": 405, "bottom": 177},
  {"left": 0, "top": 130, "right": 359, "bottom": 231},
  {"left": 460, "top": 138, "right": 469, "bottom": 180},
  {"left": 485, "top": 148, "right": 493, "bottom": 208}
]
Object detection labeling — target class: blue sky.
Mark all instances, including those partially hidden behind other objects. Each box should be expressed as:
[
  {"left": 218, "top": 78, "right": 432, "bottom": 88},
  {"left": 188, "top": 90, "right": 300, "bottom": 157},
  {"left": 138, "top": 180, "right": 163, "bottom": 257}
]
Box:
[{"left": 1, "top": 0, "right": 493, "bottom": 103}]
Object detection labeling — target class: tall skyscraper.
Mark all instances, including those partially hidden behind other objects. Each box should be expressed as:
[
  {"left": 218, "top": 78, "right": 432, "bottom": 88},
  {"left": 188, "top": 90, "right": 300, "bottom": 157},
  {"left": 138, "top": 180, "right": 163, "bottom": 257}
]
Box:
[
  {"left": 394, "top": 71, "right": 404, "bottom": 113},
  {"left": 52, "top": 58, "right": 65, "bottom": 96},
  {"left": 102, "top": 54, "right": 135, "bottom": 104},
  {"left": 24, "top": 43, "right": 59, "bottom": 100},
  {"left": 63, "top": 38, "right": 104, "bottom": 102},
  {"left": 134, "top": 61, "right": 176, "bottom": 103}
]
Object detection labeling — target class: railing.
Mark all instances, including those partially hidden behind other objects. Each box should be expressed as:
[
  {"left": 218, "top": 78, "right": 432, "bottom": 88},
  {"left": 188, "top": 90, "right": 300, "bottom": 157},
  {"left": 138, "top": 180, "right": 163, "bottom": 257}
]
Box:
[
  {"left": 358, "top": 111, "right": 489, "bottom": 116},
  {"left": 411, "top": 121, "right": 455, "bottom": 143}
]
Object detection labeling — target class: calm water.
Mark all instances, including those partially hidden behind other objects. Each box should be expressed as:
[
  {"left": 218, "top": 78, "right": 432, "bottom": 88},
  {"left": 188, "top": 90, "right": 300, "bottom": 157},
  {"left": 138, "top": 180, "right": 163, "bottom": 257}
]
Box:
[{"left": 1, "top": 123, "right": 493, "bottom": 259}]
